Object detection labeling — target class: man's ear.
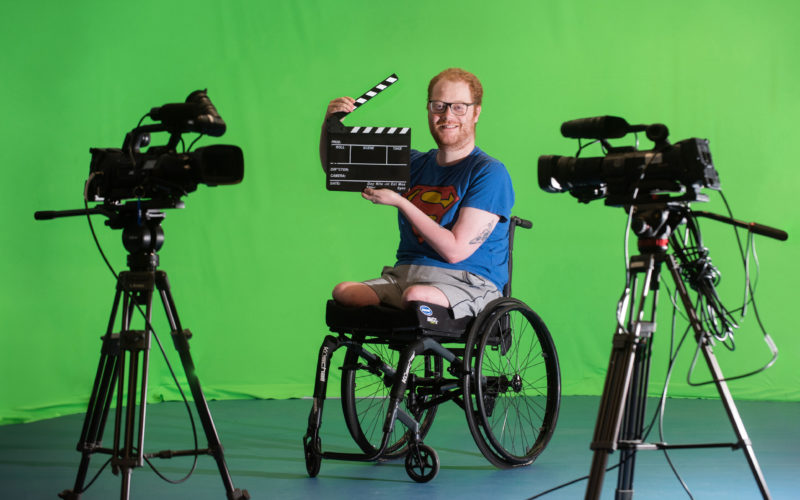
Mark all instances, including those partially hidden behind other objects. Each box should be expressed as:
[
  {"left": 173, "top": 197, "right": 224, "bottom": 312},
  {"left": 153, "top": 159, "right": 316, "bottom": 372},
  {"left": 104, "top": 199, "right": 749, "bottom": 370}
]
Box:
[{"left": 473, "top": 105, "right": 482, "bottom": 123}]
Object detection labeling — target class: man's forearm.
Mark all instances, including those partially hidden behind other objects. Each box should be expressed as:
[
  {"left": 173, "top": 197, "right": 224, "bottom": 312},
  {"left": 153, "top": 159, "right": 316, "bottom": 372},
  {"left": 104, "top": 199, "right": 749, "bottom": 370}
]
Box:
[
  {"left": 396, "top": 199, "right": 497, "bottom": 264},
  {"left": 319, "top": 122, "right": 328, "bottom": 173}
]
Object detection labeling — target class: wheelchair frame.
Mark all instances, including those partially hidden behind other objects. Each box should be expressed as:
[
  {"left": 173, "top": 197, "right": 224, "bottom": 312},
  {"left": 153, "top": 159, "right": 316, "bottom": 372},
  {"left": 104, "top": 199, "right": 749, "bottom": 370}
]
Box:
[{"left": 303, "top": 216, "right": 561, "bottom": 482}]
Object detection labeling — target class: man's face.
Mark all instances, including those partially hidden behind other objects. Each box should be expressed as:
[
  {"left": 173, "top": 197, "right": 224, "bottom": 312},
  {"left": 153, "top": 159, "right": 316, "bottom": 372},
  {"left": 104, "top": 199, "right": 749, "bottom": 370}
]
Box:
[{"left": 427, "top": 79, "right": 481, "bottom": 151}]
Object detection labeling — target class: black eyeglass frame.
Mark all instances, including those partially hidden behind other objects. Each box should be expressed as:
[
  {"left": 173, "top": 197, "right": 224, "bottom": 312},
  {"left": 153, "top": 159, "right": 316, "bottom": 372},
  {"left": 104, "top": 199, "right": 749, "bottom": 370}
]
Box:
[{"left": 427, "top": 100, "right": 475, "bottom": 116}]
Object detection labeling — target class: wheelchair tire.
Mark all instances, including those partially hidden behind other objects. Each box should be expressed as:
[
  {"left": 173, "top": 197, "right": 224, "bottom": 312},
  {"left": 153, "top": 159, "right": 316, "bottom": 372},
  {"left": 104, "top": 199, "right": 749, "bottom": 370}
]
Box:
[
  {"left": 463, "top": 297, "right": 561, "bottom": 468},
  {"left": 341, "top": 341, "right": 442, "bottom": 459}
]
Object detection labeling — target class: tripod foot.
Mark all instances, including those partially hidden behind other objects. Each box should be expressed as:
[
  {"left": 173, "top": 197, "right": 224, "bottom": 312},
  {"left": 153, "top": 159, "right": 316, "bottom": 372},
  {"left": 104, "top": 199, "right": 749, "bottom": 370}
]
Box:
[
  {"left": 228, "top": 488, "right": 250, "bottom": 500},
  {"left": 58, "top": 489, "right": 80, "bottom": 500}
]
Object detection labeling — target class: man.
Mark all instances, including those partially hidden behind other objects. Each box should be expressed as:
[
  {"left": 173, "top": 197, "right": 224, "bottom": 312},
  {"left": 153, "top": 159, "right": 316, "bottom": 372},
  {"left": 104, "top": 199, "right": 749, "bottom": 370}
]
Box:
[{"left": 320, "top": 68, "right": 514, "bottom": 318}]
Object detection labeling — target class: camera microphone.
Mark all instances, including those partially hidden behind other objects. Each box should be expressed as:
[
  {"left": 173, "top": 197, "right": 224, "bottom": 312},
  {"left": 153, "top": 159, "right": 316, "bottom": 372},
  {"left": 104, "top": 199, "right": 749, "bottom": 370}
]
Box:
[
  {"left": 186, "top": 89, "right": 226, "bottom": 137},
  {"left": 560, "top": 116, "right": 630, "bottom": 139},
  {"left": 149, "top": 89, "right": 226, "bottom": 137}
]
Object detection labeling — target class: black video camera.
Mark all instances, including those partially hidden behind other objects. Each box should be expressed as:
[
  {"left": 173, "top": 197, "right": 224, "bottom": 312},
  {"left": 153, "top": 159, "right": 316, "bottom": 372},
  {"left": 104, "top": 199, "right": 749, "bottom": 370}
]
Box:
[
  {"left": 538, "top": 116, "right": 720, "bottom": 205},
  {"left": 85, "top": 90, "right": 243, "bottom": 204}
]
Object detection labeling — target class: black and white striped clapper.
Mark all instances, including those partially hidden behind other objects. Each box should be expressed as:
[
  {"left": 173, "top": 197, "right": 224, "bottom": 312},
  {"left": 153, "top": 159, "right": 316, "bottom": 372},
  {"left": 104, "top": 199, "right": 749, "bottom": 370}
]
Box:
[{"left": 326, "top": 74, "right": 411, "bottom": 193}]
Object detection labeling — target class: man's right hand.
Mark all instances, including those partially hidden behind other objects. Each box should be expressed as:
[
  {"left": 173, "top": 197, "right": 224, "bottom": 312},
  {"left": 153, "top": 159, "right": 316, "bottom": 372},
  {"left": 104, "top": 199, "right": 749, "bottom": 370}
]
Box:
[
  {"left": 325, "top": 96, "right": 356, "bottom": 121},
  {"left": 321, "top": 96, "right": 357, "bottom": 172}
]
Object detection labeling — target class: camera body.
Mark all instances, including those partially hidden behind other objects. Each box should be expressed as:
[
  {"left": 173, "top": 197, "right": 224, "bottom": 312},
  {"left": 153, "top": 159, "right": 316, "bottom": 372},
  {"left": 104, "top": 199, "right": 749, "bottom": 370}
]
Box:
[
  {"left": 538, "top": 116, "right": 720, "bottom": 205},
  {"left": 85, "top": 90, "right": 243, "bottom": 205},
  {"left": 86, "top": 143, "right": 243, "bottom": 203}
]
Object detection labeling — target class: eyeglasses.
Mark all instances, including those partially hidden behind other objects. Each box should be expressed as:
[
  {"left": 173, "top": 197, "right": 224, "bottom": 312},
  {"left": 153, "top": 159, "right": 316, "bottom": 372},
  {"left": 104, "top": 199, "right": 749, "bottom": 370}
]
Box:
[{"left": 428, "top": 100, "right": 474, "bottom": 116}]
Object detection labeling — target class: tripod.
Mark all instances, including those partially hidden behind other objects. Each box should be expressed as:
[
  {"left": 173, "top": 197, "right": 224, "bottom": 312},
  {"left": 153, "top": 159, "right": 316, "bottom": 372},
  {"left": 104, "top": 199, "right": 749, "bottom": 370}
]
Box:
[
  {"left": 58, "top": 211, "right": 249, "bottom": 500},
  {"left": 585, "top": 204, "right": 774, "bottom": 500}
]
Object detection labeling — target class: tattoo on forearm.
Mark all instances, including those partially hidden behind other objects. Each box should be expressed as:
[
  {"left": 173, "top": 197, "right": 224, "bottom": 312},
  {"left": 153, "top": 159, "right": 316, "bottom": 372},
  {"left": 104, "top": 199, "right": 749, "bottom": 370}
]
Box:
[{"left": 469, "top": 222, "right": 495, "bottom": 245}]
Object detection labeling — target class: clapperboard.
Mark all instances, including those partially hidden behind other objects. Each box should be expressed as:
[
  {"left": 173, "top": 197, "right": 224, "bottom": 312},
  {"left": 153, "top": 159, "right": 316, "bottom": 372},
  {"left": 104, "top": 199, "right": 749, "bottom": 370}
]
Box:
[{"left": 326, "top": 74, "right": 410, "bottom": 192}]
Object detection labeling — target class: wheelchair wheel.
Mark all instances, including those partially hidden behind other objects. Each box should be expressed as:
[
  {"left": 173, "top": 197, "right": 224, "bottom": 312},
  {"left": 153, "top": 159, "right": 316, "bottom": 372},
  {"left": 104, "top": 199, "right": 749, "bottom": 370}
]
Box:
[
  {"left": 463, "top": 297, "right": 561, "bottom": 468},
  {"left": 303, "top": 435, "right": 321, "bottom": 477},
  {"left": 341, "top": 341, "right": 442, "bottom": 459},
  {"left": 404, "top": 443, "right": 440, "bottom": 483}
]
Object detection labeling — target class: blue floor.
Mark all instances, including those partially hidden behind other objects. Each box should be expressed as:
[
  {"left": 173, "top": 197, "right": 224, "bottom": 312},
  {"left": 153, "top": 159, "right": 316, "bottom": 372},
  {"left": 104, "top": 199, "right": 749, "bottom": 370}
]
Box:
[{"left": 0, "top": 397, "right": 797, "bottom": 499}]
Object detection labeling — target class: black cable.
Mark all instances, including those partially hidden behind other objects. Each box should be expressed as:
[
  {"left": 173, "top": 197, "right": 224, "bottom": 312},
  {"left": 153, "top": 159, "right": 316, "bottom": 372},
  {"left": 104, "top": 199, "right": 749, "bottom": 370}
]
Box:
[
  {"left": 187, "top": 133, "right": 204, "bottom": 152},
  {"left": 527, "top": 278, "right": 694, "bottom": 500},
  {"left": 528, "top": 156, "right": 680, "bottom": 498},
  {"left": 615, "top": 145, "right": 661, "bottom": 333},
  {"left": 684, "top": 191, "right": 778, "bottom": 386},
  {"left": 575, "top": 138, "right": 600, "bottom": 157},
  {"left": 652, "top": 286, "right": 696, "bottom": 499},
  {"left": 81, "top": 200, "right": 202, "bottom": 489},
  {"left": 84, "top": 197, "right": 118, "bottom": 280},
  {"left": 73, "top": 458, "right": 112, "bottom": 494},
  {"left": 525, "top": 461, "right": 623, "bottom": 499}
]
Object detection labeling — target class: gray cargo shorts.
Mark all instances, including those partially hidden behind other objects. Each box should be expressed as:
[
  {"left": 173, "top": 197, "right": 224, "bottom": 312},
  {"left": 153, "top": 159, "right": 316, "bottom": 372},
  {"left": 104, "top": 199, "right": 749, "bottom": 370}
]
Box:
[{"left": 363, "top": 264, "right": 501, "bottom": 319}]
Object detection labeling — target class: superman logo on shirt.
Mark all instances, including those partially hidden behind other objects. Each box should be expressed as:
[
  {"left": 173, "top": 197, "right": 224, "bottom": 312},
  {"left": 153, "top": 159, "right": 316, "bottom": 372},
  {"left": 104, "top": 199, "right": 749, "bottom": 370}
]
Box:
[{"left": 404, "top": 185, "right": 460, "bottom": 241}]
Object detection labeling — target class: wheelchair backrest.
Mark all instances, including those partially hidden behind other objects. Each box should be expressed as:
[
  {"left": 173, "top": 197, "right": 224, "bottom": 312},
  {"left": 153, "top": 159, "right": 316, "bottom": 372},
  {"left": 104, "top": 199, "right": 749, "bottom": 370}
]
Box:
[{"left": 504, "top": 216, "right": 532, "bottom": 298}]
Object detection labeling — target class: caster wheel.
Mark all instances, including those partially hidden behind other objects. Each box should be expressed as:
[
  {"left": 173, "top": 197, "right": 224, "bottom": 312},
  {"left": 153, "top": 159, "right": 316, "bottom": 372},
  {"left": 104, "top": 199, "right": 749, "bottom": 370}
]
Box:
[
  {"left": 304, "top": 435, "right": 321, "bottom": 477},
  {"left": 404, "top": 443, "right": 439, "bottom": 483}
]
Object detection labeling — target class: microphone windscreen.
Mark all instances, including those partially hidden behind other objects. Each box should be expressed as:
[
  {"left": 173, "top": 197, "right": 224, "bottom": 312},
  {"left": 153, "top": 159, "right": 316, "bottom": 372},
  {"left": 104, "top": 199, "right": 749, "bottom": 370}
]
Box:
[{"left": 560, "top": 116, "right": 629, "bottom": 139}]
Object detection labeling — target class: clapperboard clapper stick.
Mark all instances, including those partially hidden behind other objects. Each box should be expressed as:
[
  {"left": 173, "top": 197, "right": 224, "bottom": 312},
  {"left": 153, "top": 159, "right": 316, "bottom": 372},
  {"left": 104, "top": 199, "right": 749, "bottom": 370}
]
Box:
[{"left": 325, "top": 74, "right": 411, "bottom": 193}]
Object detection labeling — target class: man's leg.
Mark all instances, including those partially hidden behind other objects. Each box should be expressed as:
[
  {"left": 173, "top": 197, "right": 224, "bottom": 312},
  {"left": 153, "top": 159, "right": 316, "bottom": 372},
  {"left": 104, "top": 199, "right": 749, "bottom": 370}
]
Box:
[
  {"left": 332, "top": 281, "right": 380, "bottom": 307},
  {"left": 401, "top": 284, "right": 450, "bottom": 309},
  {"left": 401, "top": 266, "right": 501, "bottom": 318}
]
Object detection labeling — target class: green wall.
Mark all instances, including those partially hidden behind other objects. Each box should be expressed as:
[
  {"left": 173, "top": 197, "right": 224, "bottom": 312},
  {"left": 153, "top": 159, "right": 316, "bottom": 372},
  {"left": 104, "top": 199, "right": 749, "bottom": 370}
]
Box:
[{"left": 2, "top": 0, "right": 798, "bottom": 424}]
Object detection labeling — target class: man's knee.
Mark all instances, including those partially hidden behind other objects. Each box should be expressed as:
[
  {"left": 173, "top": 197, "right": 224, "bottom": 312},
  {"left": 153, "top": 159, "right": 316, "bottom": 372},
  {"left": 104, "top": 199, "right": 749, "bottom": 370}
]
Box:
[
  {"left": 401, "top": 285, "right": 449, "bottom": 309},
  {"left": 332, "top": 281, "right": 380, "bottom": 307}
]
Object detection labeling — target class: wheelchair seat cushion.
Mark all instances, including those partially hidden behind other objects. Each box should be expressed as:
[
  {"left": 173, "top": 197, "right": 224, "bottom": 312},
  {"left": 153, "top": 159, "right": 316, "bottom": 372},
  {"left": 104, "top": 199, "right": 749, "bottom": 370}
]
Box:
[{"left": 325, "top": 300, "right": 474, "bottom": 339}]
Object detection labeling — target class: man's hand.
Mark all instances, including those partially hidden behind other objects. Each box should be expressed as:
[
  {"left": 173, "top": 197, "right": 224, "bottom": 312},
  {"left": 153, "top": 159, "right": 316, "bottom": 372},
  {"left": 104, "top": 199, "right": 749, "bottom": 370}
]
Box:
[
  {"left": 321, "top": 96, "right": 357, "bottom": 172},
  {"left": 362, "top": 187, "right": 403, "bottom": 207},
  {"left": 325, "top": 96, "right": 356, "bottom": 120}
]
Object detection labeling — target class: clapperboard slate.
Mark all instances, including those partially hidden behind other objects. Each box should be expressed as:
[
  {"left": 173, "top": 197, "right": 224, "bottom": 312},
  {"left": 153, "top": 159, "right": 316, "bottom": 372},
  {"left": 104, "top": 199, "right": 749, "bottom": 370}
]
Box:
[{"left": 326, "top": 74, "right": 410, "bottom": 193}]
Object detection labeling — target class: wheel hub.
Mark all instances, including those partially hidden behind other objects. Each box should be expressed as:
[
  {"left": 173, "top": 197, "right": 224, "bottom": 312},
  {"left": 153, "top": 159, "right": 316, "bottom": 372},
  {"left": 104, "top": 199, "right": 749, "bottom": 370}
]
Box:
[{"left": 511, "top": 373, "right": 523, "bottom": 393}]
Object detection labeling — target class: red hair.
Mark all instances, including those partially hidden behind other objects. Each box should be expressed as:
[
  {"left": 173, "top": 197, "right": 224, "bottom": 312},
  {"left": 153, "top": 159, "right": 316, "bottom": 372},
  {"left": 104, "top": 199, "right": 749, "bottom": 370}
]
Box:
[{"left": 428, "top": 68, "right": 483, "bottom": 105}]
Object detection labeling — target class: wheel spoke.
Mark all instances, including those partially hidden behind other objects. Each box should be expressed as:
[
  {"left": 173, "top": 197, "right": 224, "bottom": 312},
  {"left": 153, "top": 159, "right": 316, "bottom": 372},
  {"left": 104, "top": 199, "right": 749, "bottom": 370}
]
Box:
[{"left": 343, "top": 344, "right": 442, "bottom": 458}]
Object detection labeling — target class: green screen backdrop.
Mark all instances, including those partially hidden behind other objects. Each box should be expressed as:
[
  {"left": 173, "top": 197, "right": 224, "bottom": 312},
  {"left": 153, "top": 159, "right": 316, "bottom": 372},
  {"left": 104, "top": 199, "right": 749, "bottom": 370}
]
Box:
[{"left": 2, "top": 0, "right": 798, "bottom": 424}]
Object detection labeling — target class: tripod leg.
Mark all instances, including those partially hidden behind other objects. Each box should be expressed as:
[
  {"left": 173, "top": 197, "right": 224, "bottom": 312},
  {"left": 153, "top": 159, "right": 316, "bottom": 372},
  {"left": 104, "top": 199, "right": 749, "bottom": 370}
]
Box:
[
  {"left": 586, "top": 255, "right": 659, "bottom": 500},
  {"left": 60, "top": 288, "right": 125, "bottom": 500},
  {"left": 586, "top": 332, "right": 639, "bottom": 499},
  {"left": 615, "top": 323, "right": 654, "bottom": 500},
  {"left": 666, "top": 256, "right": 772, "bottom": 499},
  {"left": 155, "top": 271, "right": 249, "bottom": 500},
  {"left": 114, "top": 277, "right": 155, "bottom": 500},
  {"left": 701, "top": 345, "right": 771, "bottom": 498}
]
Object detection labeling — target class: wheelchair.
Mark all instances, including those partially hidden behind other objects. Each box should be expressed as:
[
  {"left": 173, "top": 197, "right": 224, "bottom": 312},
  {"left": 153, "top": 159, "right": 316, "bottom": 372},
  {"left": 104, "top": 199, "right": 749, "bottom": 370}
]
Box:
[{"left": 303, "top": 216, "right": 561, "bottom": 482}]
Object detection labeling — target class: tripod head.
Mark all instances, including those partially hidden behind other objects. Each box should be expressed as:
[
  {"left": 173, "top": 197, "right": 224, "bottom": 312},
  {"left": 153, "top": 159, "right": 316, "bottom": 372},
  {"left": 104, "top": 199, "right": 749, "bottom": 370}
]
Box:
[
  {"left": 628, "top": 197, "right": 788, "bottom": 254},
  {"left": 116, "top": 203, "right": 167, "bottom": 272},
  {"left": 624, "top": 199, "right": 787, "bottom": 347},
  {"left": 34, "top": 199, "right": 179, "bottom": 272},
  {"left": 629, "top": 202, "right": 690, "bottom": 254}
]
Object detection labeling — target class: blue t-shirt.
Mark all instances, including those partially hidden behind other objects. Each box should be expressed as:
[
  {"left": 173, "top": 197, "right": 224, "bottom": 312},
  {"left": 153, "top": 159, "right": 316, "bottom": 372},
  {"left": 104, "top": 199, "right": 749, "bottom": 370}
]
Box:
[{"left": 395, "top": 147, "right": 515, "bottom": 291}]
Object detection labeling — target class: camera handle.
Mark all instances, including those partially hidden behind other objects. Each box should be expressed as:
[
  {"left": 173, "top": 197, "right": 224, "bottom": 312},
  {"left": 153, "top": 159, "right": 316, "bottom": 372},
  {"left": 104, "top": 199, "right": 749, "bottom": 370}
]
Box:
[
  {"left": 693, "top": 210, "right": 788, "bottom": 241},
  {"left": 584, "top": 208, "right": 772, "bottom": 500}
]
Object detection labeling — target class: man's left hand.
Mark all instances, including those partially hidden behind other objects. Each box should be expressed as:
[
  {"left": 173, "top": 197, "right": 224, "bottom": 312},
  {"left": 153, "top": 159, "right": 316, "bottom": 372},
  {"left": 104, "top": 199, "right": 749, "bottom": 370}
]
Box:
[{"left": 362, "top": 187, "right": 403, "bottom": 207}]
